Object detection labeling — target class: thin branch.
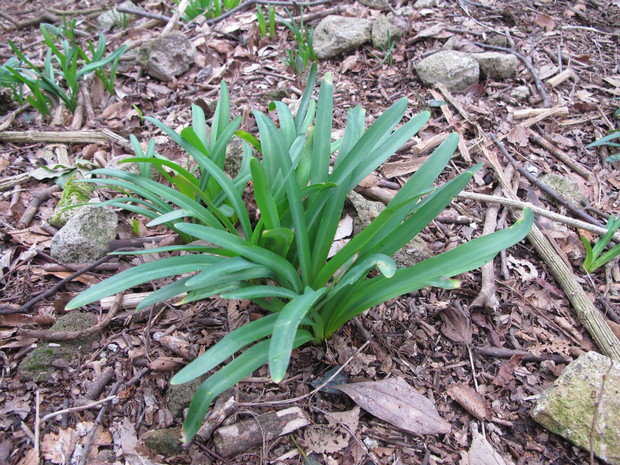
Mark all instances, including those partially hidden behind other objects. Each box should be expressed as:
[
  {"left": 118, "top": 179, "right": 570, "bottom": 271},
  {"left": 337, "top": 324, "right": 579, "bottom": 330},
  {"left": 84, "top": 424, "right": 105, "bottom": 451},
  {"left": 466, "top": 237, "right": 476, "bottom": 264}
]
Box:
[
  {"left": 39, "top": 395, "right": 117, "bottom": 424},
  {"left": 457, "top": 191, "right": 620, "bottom": 242},
  {"left": 12, "top": 250, "right": 135, "bottom": 314}
]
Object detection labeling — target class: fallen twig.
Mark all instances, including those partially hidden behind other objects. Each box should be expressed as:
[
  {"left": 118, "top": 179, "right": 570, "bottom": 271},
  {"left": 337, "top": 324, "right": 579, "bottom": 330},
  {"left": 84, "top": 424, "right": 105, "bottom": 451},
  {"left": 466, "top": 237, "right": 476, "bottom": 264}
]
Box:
[
  {"left": 14, "top": 253, "right": 133, "bottom": 314},
  {"left": 78, "top": 382, "right": 122, "bottom": 465},
  {"left": 0, "top": 129, "right": 131, "bottom": 149},
  {"left": 18, "top": 185, "right": 61, "bottom": 228},
  {"left": 474, "top": 346, "right": 570, "bottom": 364},
  {"left": 499, "top": 146, "right": 603, "bottom": 228},
  {"left": 456, "top": 192, "right": 620, "bottom": 242},
  {"left": 116, "top": 4, "right": 184, "bottom": 25},
  {"left": 490, "top": 135, "right": 620, "bottom": 362},
  {"left": 528, "top": 129, "right": 591, "bottom": 179}
]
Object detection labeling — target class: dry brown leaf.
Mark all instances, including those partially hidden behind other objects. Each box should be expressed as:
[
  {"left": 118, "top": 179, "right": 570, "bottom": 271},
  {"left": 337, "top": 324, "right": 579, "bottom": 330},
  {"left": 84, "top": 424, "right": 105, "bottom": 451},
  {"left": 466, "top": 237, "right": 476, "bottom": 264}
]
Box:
[
  {"left": 446, "top": 384, "right": 492, "bottom": 421},
  {"left": 460, "top": 432, "right": 514, "bottom": 465},
  {"left": 534, "top": 13, "right": 556, "bottom": 32},
  {"left": 506, "top": 126, "right": 529, "bottom": 147},
  {"left": 439, "top": 305, "right": 472, "bottom": 344},
  {"left": 302, "top": 407, "right": 360, "bottom": 454},
  {"left": 340, "top": 54, "right": 363, "bottom": 73},
  {"left": 412, "top": 23, "right": 451, "bottom": 41},
  {"left": 334, "top": 377, "right": 451, "bottom": 435},
  {"left": 492, "top": 354, "right": 525, "bottom": 386}
]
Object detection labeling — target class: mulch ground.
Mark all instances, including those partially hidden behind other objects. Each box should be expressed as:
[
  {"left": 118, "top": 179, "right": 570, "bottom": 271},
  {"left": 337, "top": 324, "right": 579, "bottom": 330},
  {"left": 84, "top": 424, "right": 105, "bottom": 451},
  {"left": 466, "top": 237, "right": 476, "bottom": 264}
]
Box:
[{"left": 1, "top": 0, "right": 619, "bottom": 464}]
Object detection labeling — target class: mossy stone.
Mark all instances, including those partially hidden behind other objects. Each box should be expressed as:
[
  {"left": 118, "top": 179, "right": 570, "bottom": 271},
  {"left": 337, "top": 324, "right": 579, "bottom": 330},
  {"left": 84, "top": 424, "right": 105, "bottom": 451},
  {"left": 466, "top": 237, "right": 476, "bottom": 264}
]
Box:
[
  {"left": 19, "top": 312, "right": 97, "bottom": 382},
  {"left": 48, "top": 176, "right": 93, "bottom": 228},
  {"left": 143, "top": 428, "right": 183, "bottom": 457}
]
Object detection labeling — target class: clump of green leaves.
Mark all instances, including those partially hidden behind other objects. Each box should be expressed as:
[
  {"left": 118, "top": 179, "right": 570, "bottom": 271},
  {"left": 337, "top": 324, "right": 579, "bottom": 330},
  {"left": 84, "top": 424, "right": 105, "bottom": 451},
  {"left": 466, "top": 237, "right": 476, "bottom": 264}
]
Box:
[
  {"left": 1, "top": 20, "right": 126, "bottom": 115},
  {"left": 66, "top": 65, "right": 533, "bottom": 441},
  {"left": 181, "top": 0, "right": 241, "bottom": 21},
  {"left": 587, "top": 100, "right": 620, "bottom": 163},
  {"left": 278, "top": 10, "right": 316, "bottom": 74},
  {"left": 581, "top": 215, "right": 620, "bottom": 272},
  {"left": 256, "top": 3, "right": 276, "bottom": 38}
]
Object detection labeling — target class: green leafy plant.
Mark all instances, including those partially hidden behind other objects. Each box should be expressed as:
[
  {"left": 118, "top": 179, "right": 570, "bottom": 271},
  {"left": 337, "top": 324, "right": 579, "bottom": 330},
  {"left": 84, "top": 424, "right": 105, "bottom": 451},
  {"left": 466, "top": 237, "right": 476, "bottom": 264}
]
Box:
[
  {"left": 66, "top": 65, "right": 533, "bottom": 440},
  {"left": 587, "top": 100, "right": 620, "bottom": 163},
  {"left": 2, "top": 21, "right": 126, "bottom": 114},
  {"left": 256, "top": 3, "right": 276, "bottom": 38},
  {"left": 181, "top": 0, "right": 241, "bottom": 21},
  {"left": 581, "top": 214, "right": 620, "bottom": 272},
  {"left": 370, "top": 31, "right": 397, "bottom": 66},
  {"left": 278, "top": 10, "right": 316, "bottom": 73},
  {"left": 75, "top": 80, "right": 249, "bottom": 244},
  {"left": 587, "top": 129, "right": 620, "bottom": 163}
]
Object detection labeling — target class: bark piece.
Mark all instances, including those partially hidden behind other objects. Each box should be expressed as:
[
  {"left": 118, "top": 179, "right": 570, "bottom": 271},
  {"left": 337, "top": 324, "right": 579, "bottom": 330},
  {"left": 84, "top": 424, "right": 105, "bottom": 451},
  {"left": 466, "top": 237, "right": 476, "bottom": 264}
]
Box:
[{"left": 213, "top": 407, "right": 310, "bottom": 457}]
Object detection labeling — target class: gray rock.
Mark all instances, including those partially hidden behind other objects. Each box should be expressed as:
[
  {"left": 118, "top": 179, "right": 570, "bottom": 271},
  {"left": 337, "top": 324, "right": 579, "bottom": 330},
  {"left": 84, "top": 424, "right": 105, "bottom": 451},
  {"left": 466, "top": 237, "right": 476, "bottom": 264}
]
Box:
[
  {"left": 415, "top": 51, "right": 479, "bottom": 92},
  {"left": 96, "top": 1, "right": 140, "bottom": 30},
  {"left": 347, "top": 191, "right": 432, "bottom": 267},
  {"left": 138, "top": 32, "right": 195, "bottom": 81},
  {"left": 142, "top": 428, "right": 183, "bottom": 457},
  {"left": 313, "top": 16, "right": 373, "bottom": 60},
  {"left": 372, "top": 15, "right": 404, "bottom": 49},
  {"left": 532, "top": 352, "right": 620, "bottom": 464},
  {"left": 393, "top": 235, "right": 433, "bottom": 267},
  {"left": 413, "top": 0, "right": 438, "bottom": 8},
  {"left": 511, "top": 85, "right": 530, "bottom": 100},
  {"left": 166, "top": 378, "right": 206, "bottom": 418},
  {"left": 539, "top": 173, "right": 589, "bottom": 206},
  {"left": 360, "top": 0, "right": 389, "bottom": 10},
  {"left": 19, "top": 312, "right": 97, "bottom": 381},
  {"left": 471, "top": 52, "right": 519, "bottom": 80},
  {"left": 51, "top": 205, "right": 118, "bottom": 264}
]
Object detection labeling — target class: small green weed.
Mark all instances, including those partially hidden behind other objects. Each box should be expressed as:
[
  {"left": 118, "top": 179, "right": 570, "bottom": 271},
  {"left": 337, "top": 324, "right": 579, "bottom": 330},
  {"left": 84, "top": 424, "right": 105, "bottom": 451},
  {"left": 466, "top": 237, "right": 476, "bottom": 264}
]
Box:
[
  {"left": 278, "top": 10, "right": 316, "bottom": 74},
  {"left": 581, "top": 215, "right": 620, "bottom": 272},
  {"left": 2, "top": 20, "right": 126, "bottom": 115},
  {"left": 256, "top": 4, "right": 276, "bottom": 38},
  {"left": 182, "top": 0, "right": 241, "bottom": 21},
  {"left": 587, "top": 100, "right": 620, "bottom": 162}
]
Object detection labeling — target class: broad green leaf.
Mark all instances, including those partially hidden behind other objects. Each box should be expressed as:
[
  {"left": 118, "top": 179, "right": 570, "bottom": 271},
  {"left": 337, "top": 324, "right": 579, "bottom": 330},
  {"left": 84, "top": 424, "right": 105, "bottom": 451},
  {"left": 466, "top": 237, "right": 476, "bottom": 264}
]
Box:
[
  {"left": 182, "top": 329, "right": 313, "bottom": 440},
  {"left": 251, "top": 157, "right": 280, "bottom": 229},
  {"left": 221, "top": 286, "right": 299, "bottom": 300},
  {"left": 323, "top": 208, "right": 534, "bottom": 336},
  {"left": 172, "top": 314, "right": 279, "bottom": 384},
  {"left": 311, "top": 72, "right": 333, "bottom": 184},
  {"left": 269, "top": 286, "right": 327, "bottom": 382},
  {"left": 175, "top": 223, "right": 304, "bottom": 292},
  {"left": 66, "top": 255, "right": 225, "bottom": 309}
]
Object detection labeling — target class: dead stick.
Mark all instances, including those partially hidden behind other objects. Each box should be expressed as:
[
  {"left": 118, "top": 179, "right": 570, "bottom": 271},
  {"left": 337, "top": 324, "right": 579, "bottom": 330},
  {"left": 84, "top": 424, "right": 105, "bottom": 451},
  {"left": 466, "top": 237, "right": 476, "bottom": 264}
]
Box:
[
  {"left": 500, "top": 146, "right": 603, "bottom": 227},
  {"left": 115, "top": 5, "right": 184, "bottom": 25},
  {"left": 457, "top": 192, "right": 620, "bottom": 241},
  {"left": 490, "top": 135, "right": 620, "bottom": 362},
  {"left": 527, "top": 129, "right": 591, "bottom": 179},
  {"left": 84, "top": 367, "right": 115, "bottom": 400},
  {"left": 78, "top": 382, "right": 122, "bottom": 465},
  {"left": 473, "top": 42, "right": 550, "bottom": 108},
  {"left": 474, "top": 346, "right": 569, "bottom": 364},
  {"left": 18, "top": 186, "right": 61, "bottom": 228},
  {"left": 14, "top": 251, "right": 134, "bottom": 313}
]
